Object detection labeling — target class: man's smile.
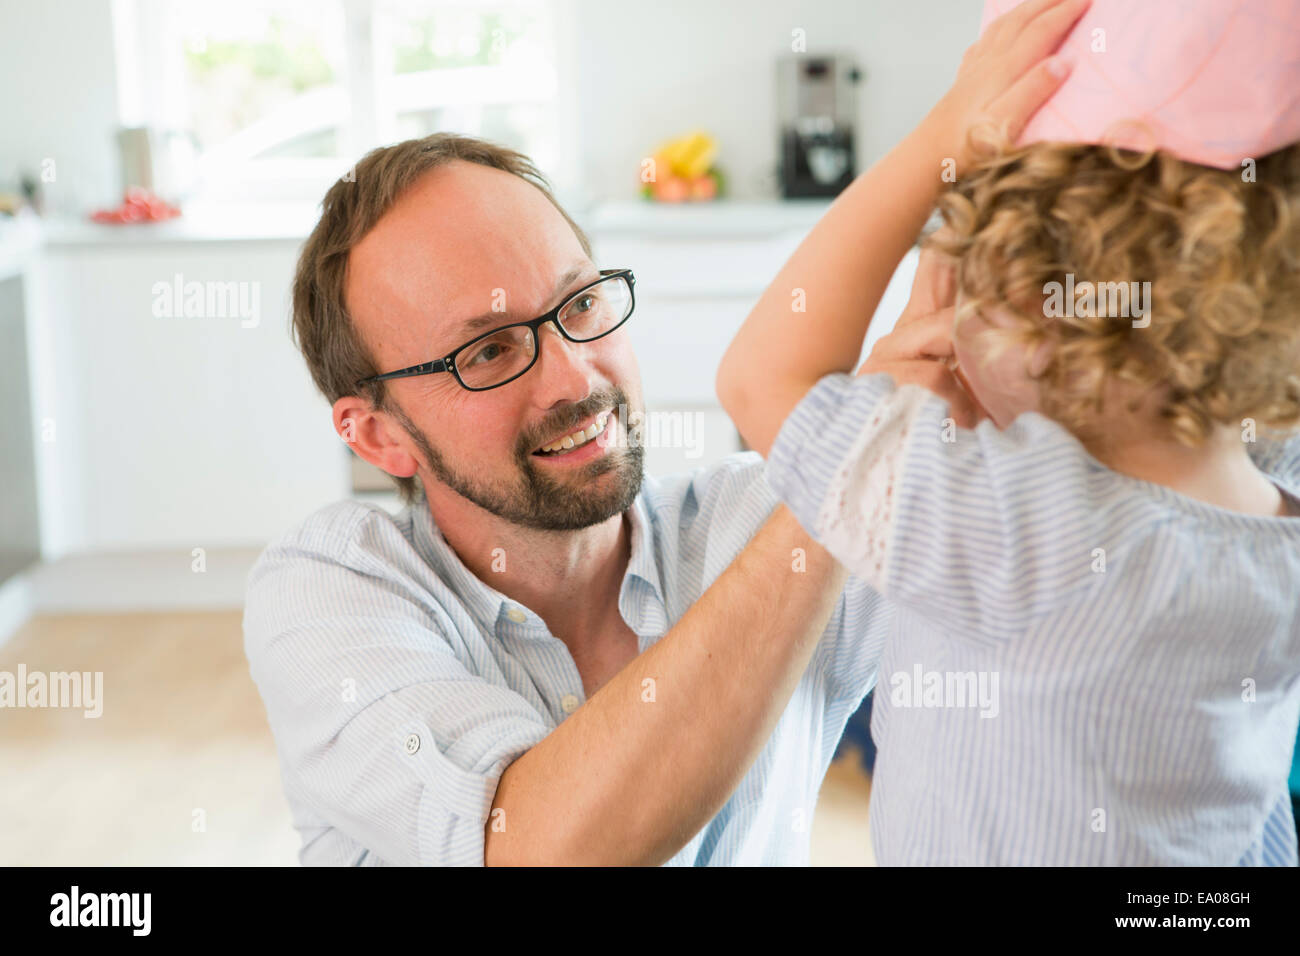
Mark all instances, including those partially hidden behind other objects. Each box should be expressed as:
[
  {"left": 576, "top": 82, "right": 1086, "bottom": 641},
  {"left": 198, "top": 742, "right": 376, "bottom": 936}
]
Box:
[{"left": 532, "top": 408, "right": 613, "bottom": 458}]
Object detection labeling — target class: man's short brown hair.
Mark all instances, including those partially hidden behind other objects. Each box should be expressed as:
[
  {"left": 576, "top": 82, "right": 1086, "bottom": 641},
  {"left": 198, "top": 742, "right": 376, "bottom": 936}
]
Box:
[{"left": 291, "top": 133, "right": 594, "bottom": 503}]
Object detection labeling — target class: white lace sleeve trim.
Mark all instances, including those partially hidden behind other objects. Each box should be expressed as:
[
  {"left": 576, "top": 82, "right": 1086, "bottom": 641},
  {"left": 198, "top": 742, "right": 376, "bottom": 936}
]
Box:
[{"left": 812, "top": 383, "right": 933, "bottom": 592}]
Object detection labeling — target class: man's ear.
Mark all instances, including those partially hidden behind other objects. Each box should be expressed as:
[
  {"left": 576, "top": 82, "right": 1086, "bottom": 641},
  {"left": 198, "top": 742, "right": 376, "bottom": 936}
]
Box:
[{"left": 332, "top": 396, "right": 420, "bottom": 479}]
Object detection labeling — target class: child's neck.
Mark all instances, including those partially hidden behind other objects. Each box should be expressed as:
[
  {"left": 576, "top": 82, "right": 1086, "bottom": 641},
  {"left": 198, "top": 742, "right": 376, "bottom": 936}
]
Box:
[{"left": 1085, "top": 426, "right": 1291, "bottom": 518}]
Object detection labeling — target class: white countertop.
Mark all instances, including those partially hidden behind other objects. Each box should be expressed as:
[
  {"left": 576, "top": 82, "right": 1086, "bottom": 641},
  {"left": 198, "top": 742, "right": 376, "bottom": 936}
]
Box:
[
  {"left": 10, "top": 197, "right": 837, "bottom": 249},
  {"left": 37, "top": 201, "right": 324, "bottom": 247},
  {"left": 581, "top": 198, "right": 835, "bottom": 238}
]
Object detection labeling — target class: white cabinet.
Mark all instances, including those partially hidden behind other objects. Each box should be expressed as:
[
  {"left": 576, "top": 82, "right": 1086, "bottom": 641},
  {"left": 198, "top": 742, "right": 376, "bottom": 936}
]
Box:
[
  {"left": 35, "top": 239, "right": 349, "bottom": 552},
  {"left": 584, "top": 200, "right": 918, "bottom": 476},
  {"left": 23, "top": 200, "right": 920, "bottom": 554},
  {"left": 584, "top": 202, "right": 826, "bottom": 476}
]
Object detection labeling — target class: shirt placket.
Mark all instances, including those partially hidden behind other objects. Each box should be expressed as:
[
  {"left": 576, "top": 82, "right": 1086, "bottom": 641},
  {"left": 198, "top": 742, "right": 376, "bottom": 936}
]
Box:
[{"left": 497, "top": 602, "right": 587, "bottom": 724}]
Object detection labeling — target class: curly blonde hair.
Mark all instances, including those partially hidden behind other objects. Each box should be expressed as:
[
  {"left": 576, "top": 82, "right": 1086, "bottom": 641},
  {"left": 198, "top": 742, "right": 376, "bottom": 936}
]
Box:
[{"left": 929, "top": 137, "right": 1300, "bottom": 447}]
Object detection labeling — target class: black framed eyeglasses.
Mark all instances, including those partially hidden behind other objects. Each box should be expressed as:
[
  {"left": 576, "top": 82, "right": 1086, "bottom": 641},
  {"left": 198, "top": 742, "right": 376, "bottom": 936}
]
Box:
[{"left": 357, "top": 268, "right": 636, "bottom": 392}]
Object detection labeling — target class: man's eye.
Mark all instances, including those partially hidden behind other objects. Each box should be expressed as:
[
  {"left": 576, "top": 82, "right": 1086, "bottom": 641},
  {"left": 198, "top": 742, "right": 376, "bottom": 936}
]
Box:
[
  {"left": 570, "top": 293, "right": 596, "bottom": 313},
  {"left": 466, "top": 342, "right": 509, "bottom": 366}
]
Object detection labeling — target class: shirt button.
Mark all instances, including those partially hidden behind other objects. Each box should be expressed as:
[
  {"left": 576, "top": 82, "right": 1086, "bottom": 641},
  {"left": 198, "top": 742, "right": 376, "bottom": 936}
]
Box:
[
  {"left": 505, "top": 606, "right": 527, "bottom": 623},
  {"left": 403, "top": 733, "right": 420, "bottom": 755},
  {"left": 561, "top": 694, "right": 580, "bottom": 714}
]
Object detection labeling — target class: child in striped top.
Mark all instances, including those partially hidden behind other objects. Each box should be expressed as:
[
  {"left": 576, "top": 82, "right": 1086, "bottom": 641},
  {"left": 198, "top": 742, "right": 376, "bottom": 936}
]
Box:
[{"left": 717, "top": 0, "right": 1300, "bottom": 863}]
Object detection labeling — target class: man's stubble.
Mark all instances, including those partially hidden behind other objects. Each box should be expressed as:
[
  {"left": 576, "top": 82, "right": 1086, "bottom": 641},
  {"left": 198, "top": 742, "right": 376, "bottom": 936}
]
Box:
[{"left": 385, "top": 384, "right": 644, "bottom": 531}]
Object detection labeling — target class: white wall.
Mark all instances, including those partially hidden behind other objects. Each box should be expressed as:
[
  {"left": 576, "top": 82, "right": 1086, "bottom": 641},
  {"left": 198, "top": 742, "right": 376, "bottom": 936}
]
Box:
[
  {"left": 0, "top": 0, "right": 965, "bottom": 572},
  {"left": 0, "top": 0, "right": 982, "bottom": 210},
  {"left": 0, "top": 0, "right": 122, "bottom": 215},
  {"left": 569, "top": 0, "right": 980, "bottom": 204}
]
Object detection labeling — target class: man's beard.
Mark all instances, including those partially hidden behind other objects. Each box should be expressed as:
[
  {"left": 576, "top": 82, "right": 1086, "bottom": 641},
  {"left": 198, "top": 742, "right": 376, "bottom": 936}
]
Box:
[{"left": 386, "top": 384, "right": 644, "bottom": 532}]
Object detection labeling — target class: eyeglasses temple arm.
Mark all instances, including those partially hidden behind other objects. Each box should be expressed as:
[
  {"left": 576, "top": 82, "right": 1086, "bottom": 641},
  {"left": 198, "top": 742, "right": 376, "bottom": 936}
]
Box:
[{"left": 358, "top": 358, "right": 449, "bottom": 385}]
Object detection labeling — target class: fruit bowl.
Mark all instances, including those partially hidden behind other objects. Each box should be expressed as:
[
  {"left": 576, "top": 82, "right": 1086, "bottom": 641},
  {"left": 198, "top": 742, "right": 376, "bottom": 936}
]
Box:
[
  {"left": 89, "top": 187, "right": 181, "bottom": 224},
  {"left": 640, "top": 131, "right": 726, "bottom": 203}
]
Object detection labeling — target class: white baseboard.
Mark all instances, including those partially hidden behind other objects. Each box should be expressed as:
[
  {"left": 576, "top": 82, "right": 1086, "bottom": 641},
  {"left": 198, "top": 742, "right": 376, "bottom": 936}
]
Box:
[
  {"left": 0, "top": 571, "right": 34, "bottom": 648},
  {"left": 29, "top": 549, "right": 264, "bottom": 613}
]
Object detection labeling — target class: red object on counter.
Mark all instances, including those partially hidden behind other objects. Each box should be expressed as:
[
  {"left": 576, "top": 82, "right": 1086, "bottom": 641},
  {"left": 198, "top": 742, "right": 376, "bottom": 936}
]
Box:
[{"left": 90, "top": 187, "right": 181, "bottom": 224}]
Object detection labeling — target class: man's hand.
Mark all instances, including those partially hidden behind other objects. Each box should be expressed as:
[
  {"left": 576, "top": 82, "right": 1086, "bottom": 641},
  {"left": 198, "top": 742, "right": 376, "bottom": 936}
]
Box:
[{"left": 856, "top": 244, "right": 987, "bottom": 428}]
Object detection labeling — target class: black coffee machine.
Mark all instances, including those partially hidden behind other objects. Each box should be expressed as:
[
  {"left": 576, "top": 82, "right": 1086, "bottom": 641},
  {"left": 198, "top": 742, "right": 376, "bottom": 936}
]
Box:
[{"left": 778, "top": 54, "right": 862, "bottom": 198}]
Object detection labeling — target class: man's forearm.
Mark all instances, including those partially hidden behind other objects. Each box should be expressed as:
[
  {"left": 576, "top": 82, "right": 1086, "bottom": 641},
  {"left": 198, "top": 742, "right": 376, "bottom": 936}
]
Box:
[{"left": 485, "top": 504, "right": 847, "bottom": 865}]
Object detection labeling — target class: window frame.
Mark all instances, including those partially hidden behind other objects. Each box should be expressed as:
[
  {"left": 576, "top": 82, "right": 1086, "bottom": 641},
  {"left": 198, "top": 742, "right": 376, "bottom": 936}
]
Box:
[{"left": 109, "top": 0, "right": 577, "bottom": 203}]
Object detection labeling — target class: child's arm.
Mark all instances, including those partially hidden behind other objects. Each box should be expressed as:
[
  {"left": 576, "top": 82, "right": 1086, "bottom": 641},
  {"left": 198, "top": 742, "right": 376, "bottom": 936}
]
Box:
[
  {"left": 716, "top": 0, "right": 1088, "bottom": 457},
  {"left": 762, "top": 246, "right": 1139, "bottom": 638},
  {"left": 765, "top": 250, "right": 1127, "bottom": 636},
  {"left": 764, "top": 365, "right": 1129, "bottom": 641}
]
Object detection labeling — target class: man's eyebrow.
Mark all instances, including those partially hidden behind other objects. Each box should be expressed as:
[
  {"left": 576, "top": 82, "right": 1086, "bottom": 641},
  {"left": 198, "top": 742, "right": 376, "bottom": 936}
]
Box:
[{"left": 453, "top": 264, "right": 594, "bottom": 337}]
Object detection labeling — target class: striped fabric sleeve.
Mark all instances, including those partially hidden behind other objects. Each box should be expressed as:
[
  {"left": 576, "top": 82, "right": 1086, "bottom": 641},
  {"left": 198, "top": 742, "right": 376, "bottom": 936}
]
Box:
[
  {"left": 1248, "top": 430, "right": 1300, "bottom": 486},
  {"left": 766, "top": 371, "right": 925, "bottom": 597},
  {"left": 767, "top": 370, "right": 1113, "bottom": 639},
  {"left": 244, "top": 527, "right": 551, "bottom": 866},
  {"left": 764, "top": 372, "right": 898, "bottom": 547}
]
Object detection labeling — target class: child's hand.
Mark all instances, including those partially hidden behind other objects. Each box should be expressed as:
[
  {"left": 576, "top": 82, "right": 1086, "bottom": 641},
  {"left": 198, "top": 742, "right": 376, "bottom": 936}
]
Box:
[
  {"left": 717, "top": 2, "right": 1078, "bottom": 456},
  {"left": 856, "top": 246, "right": 987, "bottom": 428},
  {"left": 927, "top": 0, "right": 1088, "bottom": 175}
]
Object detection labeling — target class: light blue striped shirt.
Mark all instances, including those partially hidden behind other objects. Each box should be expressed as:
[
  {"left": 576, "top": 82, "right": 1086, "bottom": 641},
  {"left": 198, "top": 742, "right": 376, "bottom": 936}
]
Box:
[
  {"left": 243, "top": 453, "right": 890, "bottom": 866},
  {"left": 767, "top": 370, "right": 1300, "bottom": 865}
]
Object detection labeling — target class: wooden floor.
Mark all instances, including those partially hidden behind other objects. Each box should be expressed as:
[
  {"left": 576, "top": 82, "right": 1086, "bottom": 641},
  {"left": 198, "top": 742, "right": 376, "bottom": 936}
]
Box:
[{"left": 0, "top": 611, "right": 873, "bottom": 866}]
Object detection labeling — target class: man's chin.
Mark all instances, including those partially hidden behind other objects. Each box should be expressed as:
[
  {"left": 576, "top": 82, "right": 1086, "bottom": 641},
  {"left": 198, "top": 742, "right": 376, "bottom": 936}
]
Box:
[
  {"left": 400, "top": 396, "right": 643, "bottom": 530},
  {"left": 525, "top": 449, "right": 619, "bottom": 482},
  {"left": 518, "top": 447, "right": 643, "bottom": 531}
]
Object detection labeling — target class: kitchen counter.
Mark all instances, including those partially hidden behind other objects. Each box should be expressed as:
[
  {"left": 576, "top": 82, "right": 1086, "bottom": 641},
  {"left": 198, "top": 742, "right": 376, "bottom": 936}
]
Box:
[
  {"left": 582, "top": 198, "right": 835, "bottom": 239},
  {"left": 38, "top": 201, "right": 323, "bottom": 247},
  {"left": 29, "top": 197, "right": 837, "bottom": 247}
]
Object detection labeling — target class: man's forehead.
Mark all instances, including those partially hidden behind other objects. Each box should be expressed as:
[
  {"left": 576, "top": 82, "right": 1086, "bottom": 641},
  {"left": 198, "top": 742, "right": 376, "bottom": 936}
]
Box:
[{"left": 346, "top": 161, "right": 588, "bottom": 348}]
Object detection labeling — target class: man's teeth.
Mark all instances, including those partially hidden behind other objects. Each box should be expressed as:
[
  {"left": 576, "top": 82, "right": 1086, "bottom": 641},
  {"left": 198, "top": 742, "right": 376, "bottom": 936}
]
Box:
[{"left": 539, "top": 412, "right": 610, "bottom": 454}]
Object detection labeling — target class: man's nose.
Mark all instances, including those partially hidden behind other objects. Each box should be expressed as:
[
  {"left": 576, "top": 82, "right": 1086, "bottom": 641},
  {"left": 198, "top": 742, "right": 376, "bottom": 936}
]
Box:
[{"left": 533, "top": 320, "right": 596, "bottom": 400}]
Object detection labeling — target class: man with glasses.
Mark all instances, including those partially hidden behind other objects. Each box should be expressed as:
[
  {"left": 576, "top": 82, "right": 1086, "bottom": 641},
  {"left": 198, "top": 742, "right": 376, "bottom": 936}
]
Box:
[
  {"left": 352, "top": 267, "right": 642, "bottom": 531},
  {"left": 243, "top": 133, "right": 890, "bottom": 866}
]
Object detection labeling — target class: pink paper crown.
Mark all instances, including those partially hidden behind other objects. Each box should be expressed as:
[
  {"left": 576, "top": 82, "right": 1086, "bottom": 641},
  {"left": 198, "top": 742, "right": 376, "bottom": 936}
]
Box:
[{"left": 980, "top": 0, "right": 1300, "bottom": 169}]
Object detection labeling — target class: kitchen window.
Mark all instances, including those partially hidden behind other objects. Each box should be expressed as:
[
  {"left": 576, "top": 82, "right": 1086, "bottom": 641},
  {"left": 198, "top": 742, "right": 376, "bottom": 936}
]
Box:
[{"left": 110, "top": 0, "right": 568, "bottom": 203}]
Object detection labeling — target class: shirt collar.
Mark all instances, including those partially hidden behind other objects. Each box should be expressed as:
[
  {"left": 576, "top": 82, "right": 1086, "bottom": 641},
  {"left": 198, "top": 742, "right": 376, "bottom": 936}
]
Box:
[
  {"left": 411, "top": 502, "right": 510, "bottom": 634},
  {"left": 623, "top": 487, "right": 666, "bottom": 607},
  {"left": 409, "top": 484, "right": 666, "bottom": 636}
]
